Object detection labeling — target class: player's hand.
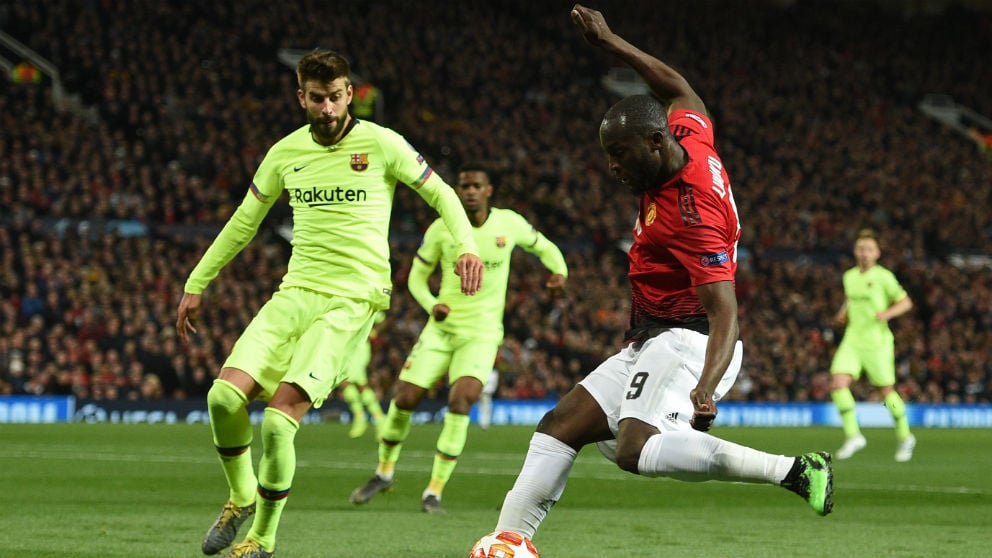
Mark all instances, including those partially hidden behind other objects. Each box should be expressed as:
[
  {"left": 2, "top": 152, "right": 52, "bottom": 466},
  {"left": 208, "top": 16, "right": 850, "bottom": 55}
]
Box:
[
  {"left": 571, "top": 4, "right": 614, "bottom": 47},
  {"left": 454, "top": 253, "right": 484, "bottom": 295},
  {"left": 176, "top": 292, "right": 202, "bottom": 344},
  {"left": 432, "top": 303, "right": 451, "bottom": 322},
  {"left": 546, "top": 273, "right": 567, "bottom": 296},
  {"left": 689, "top": 387, "right": 716, "bottom": 432}
]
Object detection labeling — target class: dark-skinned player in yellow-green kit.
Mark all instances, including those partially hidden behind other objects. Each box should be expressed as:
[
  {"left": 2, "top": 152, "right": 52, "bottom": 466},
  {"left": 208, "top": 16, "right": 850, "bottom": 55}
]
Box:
[
  {"left": 176, "top": 49, "right": 484, "bottom": 558},
  {"left": 350, "top": 162, "right": 568, "bottom": 514}
]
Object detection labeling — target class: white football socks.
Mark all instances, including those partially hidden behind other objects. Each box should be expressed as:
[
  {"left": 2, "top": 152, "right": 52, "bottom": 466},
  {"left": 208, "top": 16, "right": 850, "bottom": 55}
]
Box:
[
  {"left": 637, "top": 429, "right": 794, "bottom": 484},
  {"left": 495, "top": 432, "right": 577, "bottom": 539}
]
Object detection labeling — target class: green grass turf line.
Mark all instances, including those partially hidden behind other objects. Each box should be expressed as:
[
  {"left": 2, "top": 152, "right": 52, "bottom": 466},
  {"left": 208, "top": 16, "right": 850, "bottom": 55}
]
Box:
[{"left": 1, "top": 423, "right": 989, "bottom": 557}]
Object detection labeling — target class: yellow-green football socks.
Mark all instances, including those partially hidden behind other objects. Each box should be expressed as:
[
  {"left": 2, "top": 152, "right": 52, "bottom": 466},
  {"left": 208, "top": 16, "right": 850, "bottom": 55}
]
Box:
[
  {"left": 884, "top": 390, "right": 911, "bottom": 440},
  {"left": 362, "top": 387, "right": 385, "bottom": 423},
  {"left": 207, "top": 379, "right": 256, "bottom": 506},
  {"left": 376, "top": 401, "right": 412, "bottom": 478},
  {"left": 831, "top": 388, "right": 861, "bottom": 439},
  {"left": 248, "top": 407, "right": 299, "bottom": 551},
  {"left": 427, "top": 412, "right": 470, "bottom": 497},
  {"left": 342, "top": 383, "right": 366, "bottom": 423}
]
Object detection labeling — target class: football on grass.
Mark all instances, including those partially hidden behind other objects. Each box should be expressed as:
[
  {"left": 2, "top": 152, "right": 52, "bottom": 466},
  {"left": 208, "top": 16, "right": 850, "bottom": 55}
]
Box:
[{"left": 469, "top": 531, "right": 540, "bottom": 558}]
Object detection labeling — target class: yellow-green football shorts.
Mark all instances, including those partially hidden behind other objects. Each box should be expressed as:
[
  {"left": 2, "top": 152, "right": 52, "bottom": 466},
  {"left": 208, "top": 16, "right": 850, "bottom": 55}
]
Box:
[
  {"left": 223, "top": 287, "right": 379, "bottom": 407},
  {"left": 398, "top": 321, "right": 499, "bottom": 389},
  {"left": 830, "top": 338, "right": 896, "bottom": 387}
]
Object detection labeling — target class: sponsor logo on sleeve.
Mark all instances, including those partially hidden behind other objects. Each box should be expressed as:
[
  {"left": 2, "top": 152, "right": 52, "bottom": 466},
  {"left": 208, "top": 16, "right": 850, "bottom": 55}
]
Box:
[{"left": 700, "top": 251, "right": 730, "bottom": 267}]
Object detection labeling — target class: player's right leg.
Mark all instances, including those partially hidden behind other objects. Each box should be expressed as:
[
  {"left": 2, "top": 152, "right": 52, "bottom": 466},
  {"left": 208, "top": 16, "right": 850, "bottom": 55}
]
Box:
[
  {"left": 203, "top": 369, "right": 264, "bottom": 555},
  {"left": 495, "top": 382, "right": 614, "bottom": 538},
  {"left": 830, "top": 344, "right": 867, "bottom": 459}
]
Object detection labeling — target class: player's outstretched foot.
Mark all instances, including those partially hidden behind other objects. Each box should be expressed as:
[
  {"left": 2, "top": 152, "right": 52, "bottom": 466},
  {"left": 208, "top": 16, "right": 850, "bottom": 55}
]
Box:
[
  {"left": 349, "top": 474, "right": 393, "bottom": 505},
  {"left": 835, "top": 434, "right": 867, "bottom": 460},
  {"left": 782, "top": 452, "right": 834, "bottom": 516},
  {"left": 348, "top": 417, "right": 369, "bottom": 439},
  {"left": 422, "top": 494, "right": 446, "bottom": 515},
  {"left": 223, "top": 538, "right": 274, "bottom": 558},
  {"left": 202, "top": 501, "right": 256, "bottom": 555},
  {"left": 895, "top": 434, "right": 916, "bottom": 462}
]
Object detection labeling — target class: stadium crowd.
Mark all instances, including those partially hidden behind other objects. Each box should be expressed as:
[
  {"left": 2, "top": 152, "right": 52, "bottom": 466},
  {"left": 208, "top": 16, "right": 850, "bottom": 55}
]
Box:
[{"left": 1, "top": 0, "right": 990, "bottom": 407}]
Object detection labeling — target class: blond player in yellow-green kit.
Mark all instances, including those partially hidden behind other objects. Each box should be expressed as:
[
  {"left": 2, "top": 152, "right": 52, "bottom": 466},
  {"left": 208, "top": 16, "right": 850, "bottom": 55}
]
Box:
[
  {"left": 830, "top": 229, "right": 915, "bottom": 462},
  {"left": 175, "top": 50, "right": 484, "bottom": 558},
  {"left": 350, "top": 162, "right": 568, "bottom": 514}
]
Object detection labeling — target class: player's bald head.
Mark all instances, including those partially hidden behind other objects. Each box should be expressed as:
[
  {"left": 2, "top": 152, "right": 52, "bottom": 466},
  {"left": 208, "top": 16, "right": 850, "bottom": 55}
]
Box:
[{"left": 600, "top": 94, "right": 668, "bottom": 141}]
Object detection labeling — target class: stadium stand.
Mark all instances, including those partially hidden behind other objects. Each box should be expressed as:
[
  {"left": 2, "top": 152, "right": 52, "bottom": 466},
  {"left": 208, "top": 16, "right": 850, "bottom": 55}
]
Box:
[{"left": 1, "top": 0, "right": 990, "bottom": 404}]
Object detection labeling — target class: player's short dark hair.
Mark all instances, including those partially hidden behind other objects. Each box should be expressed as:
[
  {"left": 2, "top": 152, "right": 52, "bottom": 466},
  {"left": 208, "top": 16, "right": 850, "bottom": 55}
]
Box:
[
  {"left": 602, "top": 94, "right": 669, "bottom": 137},
  {"left": 457, "top": 161, "right": 492, "bottom": 182},
  {"left": 297, "top": 49, "right": 351, "bottom": 89}
]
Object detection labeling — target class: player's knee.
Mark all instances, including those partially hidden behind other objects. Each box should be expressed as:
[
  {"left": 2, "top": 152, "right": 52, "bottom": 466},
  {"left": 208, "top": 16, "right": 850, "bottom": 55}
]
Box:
[
  {"left": 447, "top": 394, "right": 477, "bottom": 415},
  {"left": 207, "top": 379, "right": 248, "bottom": 416},
  {"left": 614, "top": 439, "right": 644, "bottom": 473},
  {"left": 392, "top": 386, "right": 423, "bottom": 410},
  {"left": 535, "top": 406, "right": 565, "bottom": 435}
]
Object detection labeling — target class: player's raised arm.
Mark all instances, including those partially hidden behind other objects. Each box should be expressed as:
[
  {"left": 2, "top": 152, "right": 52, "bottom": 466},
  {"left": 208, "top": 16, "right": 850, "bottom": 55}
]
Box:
[{"left": 571, "top": 4, "right": 705, "bottom": 114}]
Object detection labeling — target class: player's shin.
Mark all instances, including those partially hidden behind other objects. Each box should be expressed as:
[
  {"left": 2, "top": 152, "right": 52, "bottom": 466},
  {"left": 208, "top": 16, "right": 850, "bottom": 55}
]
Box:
[
  {"left": 427, "top": 412, "right": 470, "bottom": 497},
  {"left": 495, "top": 432, "right": 577, "bottom": 539},
  {"left": 637, "top": 430, "right": 793, "bottom": 484},
  {"left": 247, "top": 407, "right": 299, "bottom": 550},
  {"left": 376, "top": 400, "right": 413, "bottom": 478},
  {"left": 207, "top": 379, "right": 257, "bottom": 505}
]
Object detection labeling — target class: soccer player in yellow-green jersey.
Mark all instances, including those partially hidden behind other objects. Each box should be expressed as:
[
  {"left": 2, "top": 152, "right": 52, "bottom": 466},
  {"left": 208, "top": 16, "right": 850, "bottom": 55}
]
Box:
[
  {"left": 830, "top": 229, "right": 915, "bottom": 462},
  {"left": 175, "top": 50, "right": 484, "bottom": 558},
  {"left": 350, "top": 162, "right": 569, "bottom": 514}
]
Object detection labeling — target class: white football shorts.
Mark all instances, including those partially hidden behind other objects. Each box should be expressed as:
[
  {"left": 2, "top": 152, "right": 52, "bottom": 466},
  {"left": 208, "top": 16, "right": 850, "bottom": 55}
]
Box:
[{"left": 580, "top": 328, "right": 743, "bottom": 461}]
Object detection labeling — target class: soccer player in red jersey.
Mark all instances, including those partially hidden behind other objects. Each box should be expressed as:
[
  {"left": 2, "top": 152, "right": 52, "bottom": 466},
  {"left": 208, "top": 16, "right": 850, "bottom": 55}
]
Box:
[{"left": 488, "top": 5, "right": 835, "bottom": 542}]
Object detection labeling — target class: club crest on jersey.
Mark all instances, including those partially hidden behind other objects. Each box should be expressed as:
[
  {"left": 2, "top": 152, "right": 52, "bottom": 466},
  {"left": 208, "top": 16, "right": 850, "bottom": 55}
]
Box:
[
  {"left": 700, "top": 251, "right": 730, "bottom": 267},
  {"left": 495, "top": 236, "right": 507, "bottom": 248},
  {"left": 644, "top": 202, "right": 657, "bottom": 227},
  {"left": 350, "top": 153, "right": 369, "bottom": 172}
]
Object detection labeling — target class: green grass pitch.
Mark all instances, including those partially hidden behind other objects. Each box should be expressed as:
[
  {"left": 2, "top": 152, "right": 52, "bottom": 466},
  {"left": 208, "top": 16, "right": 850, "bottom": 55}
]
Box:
[{"left": 2, "top": 422, "right": 990, "bottom": 557}]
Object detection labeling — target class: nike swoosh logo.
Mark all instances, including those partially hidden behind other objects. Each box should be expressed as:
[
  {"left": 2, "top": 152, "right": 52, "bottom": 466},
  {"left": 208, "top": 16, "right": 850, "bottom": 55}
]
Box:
[
  {"left": 308, "top": 372, "right": 320, "bottom": 381},
  {"left": 294, "top": 164, "right": 309, "bottom": 172}
]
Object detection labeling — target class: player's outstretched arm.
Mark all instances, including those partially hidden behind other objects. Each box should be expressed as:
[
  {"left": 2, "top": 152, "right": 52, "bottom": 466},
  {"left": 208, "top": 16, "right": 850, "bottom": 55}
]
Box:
[{"left": 570, "top": 4, "right": 705, "bottom": 114}]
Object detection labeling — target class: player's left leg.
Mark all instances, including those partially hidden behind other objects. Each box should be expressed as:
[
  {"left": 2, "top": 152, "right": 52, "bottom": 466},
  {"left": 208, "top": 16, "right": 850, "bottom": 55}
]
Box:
[
  {"left": 620, "top": 330, "right": 832, "bottom": 516},
  {"left": 866, "top": 343, "right": 915, "bottom": 461},
  {"left": 422, "top": 376, "right": 484, "bottom": 513}
]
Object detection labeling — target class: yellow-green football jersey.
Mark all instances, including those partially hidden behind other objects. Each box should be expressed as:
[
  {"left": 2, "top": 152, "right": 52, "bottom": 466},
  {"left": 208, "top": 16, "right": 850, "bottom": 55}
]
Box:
[
  {"left": 409, "top": 208, "right": 567, "bottom": 340},
  {"left": 841, "top": 264, "right": 908, "bottom": 346},
  {"left": 185, "top": 119, "right": 477, "bottom": 309}
]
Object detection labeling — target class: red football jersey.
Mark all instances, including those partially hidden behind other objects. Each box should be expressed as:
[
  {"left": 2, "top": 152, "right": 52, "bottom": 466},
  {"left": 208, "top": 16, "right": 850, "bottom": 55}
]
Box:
[{"left": 627, "top": 109, "right": 741, "bottom": 330}]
